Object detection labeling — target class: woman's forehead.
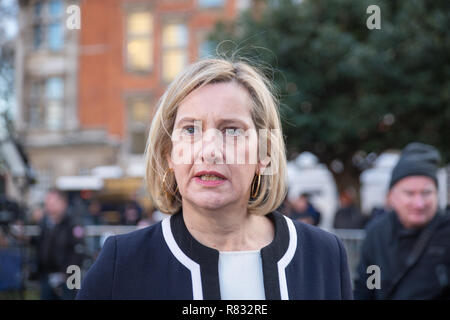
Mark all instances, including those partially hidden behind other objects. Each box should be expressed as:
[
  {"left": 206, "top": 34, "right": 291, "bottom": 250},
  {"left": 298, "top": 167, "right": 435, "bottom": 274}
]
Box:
[{"left": 175, "top": 82, "right": 253, "bottom": 121}]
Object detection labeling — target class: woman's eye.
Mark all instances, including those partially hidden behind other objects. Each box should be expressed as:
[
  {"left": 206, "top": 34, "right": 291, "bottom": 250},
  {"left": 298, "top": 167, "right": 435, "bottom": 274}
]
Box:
[
  {"left": 182, "top": 126, "right": 198, "bottom": 135},
  {"left": 224, "top": 127, "right": 244, "bottom": 136}
]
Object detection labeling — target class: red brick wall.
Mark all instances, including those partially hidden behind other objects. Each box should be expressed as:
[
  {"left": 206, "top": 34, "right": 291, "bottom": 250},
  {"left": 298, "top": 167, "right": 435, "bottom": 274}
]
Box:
[{"left": 78, "top": 0, "right": 238, "bottom": 138}]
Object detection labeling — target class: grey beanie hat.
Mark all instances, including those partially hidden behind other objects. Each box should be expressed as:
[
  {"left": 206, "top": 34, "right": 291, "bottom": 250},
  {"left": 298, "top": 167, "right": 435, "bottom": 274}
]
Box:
[{"left": 389, "top": 142, "right": 441, "bottom": 189}]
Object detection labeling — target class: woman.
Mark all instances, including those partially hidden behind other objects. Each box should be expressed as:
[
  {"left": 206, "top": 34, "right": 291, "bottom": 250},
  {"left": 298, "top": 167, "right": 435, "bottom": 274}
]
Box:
[{"left": 77, "top": 58, "right": 353, "bottom": 300}]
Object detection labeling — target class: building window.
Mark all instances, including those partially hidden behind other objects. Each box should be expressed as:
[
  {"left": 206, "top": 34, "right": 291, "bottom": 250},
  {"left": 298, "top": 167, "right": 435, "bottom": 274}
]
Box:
[
  {"left": 46, "top": 77, "right": 64, "bottom": 130},
  {"left": 32, "top": 0, "right": 65, "bottom": 51},
  {"left": 29, "top": 168, "right": 54, "bottom": 205},
  {"left": 198, "top": 0, "right": 225, "bottom": 8},
  {"left": 48, "top": 0, "right": 63, "bottom": 16},
  {"left": 28, "top": 77, "right": 65, "bottom": 131},
  {"left": 126, "top": 10, "right": 154, "bottom": 73},
  {"left": 196, "top": 30, "right": 215, "bottom": 59},
  {"left": 33, "top": 25, "right": 43, "bottom": 49},
  {"left": 198, "top": 40, "right": 215, "bottom": 59},
  {"left": 127, "top": 97, "right": 153, "bottom": 154},
  {"left": 162, "top": 22, "right": 188, "bottom": 82},
  {"left": 48, "top": 22, "right": 63, "bottom": 51}
]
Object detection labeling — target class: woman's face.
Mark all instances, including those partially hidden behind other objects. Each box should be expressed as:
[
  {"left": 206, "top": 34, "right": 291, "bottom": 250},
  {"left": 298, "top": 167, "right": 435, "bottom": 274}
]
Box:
[{"left": 167, "top": 82, "right": 260, "bottom": 212}]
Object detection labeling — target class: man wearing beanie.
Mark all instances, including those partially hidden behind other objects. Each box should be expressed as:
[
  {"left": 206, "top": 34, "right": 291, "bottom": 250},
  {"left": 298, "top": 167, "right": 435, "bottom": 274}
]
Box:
[{"left": 354, "top": 142, "right": 450, "bottom": 299}]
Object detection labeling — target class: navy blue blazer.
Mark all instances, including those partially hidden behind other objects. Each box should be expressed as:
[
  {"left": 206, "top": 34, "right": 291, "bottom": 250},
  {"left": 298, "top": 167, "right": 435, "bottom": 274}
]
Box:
[{"left": 76, "top": 211, "right": 353, "bottom": 300}]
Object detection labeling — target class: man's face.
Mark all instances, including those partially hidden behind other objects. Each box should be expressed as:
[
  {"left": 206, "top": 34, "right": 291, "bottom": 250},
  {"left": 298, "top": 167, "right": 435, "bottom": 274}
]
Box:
[
  {"left": 388, "top": 176, "right": 438, "bottom": 229},
  {"left": 45, "top": 192, "right": 67, "bottom": 222},
  {"left": 293, "top": 196, "right": 308, "bottom": 212}
]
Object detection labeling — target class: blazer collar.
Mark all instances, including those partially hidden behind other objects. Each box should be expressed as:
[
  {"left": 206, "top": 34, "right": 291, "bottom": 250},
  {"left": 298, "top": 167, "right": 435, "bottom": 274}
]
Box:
[{"left": 166, "top": 209, "right": 293, "bottom": 300}]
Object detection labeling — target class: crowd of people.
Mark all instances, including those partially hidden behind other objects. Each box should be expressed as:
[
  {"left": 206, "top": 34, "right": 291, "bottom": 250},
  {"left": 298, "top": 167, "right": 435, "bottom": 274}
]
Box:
[
  {"left": 354, "top": 142, "right": 450, "bottom": 299},
  {"left": 280, "top": 142, "right": 450, "bottom": 299},
  {"left": 278, "top": 188, "right": 374, "bottom": 230},
  {"left": 1, "top": 142, "right": 449, "bottom": 300},
  {"left": 0, "top": 189, "right": 169, "bottom": 299}
]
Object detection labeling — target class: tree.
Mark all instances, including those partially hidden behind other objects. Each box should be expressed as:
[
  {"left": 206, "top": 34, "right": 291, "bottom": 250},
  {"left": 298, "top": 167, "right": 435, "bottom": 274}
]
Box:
[{"left": 209, "top": 0, "right": 450, "bottom": 199}]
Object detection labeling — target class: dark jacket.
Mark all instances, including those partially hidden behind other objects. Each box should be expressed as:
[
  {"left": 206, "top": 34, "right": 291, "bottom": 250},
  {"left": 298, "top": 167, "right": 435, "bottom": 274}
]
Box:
[
  {"left": 34, "top": 214, "right": 84, "bottom": 275},
  {"left": 333, "top": 205, "right": 366, "bottom": 229},
  {"left": 354, "top": 210, "right": 450, "bottom": 299},
  {"left": 77, "top": 210, "right": 353, "bottom": 300},
  {"left": 291, "top": 203, "right": 321, "bottom": 226}
]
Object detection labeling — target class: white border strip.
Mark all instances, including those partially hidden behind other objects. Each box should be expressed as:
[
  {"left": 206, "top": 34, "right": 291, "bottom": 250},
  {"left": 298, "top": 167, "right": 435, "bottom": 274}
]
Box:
[
  {"left": 277, "top": 216, "right": 298, "bottom": 300},
  {"left": 162, "top": 216, "right": 203, "bottom": 300}
]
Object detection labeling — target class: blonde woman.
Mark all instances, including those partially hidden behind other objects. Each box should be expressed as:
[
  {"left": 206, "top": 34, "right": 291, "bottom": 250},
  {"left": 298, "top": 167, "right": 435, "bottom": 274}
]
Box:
[{"left": 77, "top": 59, "right": 352, "bottom": 300}]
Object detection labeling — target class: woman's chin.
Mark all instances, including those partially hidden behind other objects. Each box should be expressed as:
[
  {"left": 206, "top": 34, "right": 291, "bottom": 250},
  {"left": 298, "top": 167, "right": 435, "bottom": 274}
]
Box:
[
  {"left": 188, "top": 194, "right": 234, "bottom": 211},
  {"left": 198, "top": 200, "right": 228, "bottom": 211}
]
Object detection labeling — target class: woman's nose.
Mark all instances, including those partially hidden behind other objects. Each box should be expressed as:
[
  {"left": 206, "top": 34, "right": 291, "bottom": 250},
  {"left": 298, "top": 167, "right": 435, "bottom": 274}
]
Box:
[{"left": 198, "top": 129, "right": 224, "bottom": 164}]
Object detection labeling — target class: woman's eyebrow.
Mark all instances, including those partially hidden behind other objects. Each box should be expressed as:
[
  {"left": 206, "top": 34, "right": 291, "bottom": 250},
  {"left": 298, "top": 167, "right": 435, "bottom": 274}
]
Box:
[
  {"left": 217, "top": 118, "right": 252, "bottom": 128},
  {"left": 174, "top": 117, "right": 198, "bottom": 127},
  {"left": 175, "top": 116, "right": 253, "bottom": 127}
]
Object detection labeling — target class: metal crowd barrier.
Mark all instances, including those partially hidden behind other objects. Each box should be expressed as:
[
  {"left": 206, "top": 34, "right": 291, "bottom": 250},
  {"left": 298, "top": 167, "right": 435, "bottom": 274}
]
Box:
[
  {"left": 23, "top": 225, "right": 139, "bottom": 237},
  {"left": 18, "top": 225, "right": 365, "bottom": 288},
  {"left": 21, "top": 225, "right": 366, "bottom": 275},
  {"left": 329, "top": 229, "right": 366, "bottom": 285}
]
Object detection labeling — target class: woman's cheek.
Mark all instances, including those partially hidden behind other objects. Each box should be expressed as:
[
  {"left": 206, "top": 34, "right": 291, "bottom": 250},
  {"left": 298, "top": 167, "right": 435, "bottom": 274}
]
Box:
[{"left": 171, "top": 141, "right": 194, "bottom": 165}]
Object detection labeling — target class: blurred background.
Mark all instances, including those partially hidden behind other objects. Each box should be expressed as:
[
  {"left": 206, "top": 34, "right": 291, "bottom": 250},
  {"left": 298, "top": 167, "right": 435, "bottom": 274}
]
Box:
[{"left": 0, "top": 0, "right": 449, "bottom": 299}]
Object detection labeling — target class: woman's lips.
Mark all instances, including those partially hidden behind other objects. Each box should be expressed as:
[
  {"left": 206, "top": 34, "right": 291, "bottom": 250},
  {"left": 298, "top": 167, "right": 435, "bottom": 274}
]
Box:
[{"left": 193, "top": 176, "right": 227, "bottom": 186}]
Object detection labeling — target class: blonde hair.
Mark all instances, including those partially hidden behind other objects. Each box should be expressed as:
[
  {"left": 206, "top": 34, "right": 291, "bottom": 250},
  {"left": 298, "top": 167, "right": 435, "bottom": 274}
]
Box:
[{"left": 145, "top": 58, "right": 287, "bottom": 215}]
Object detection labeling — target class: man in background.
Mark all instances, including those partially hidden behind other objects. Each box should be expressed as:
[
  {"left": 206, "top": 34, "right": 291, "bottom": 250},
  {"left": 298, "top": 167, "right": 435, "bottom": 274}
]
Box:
[
  {"left": 354, "top": 142, "right": 450, "bottom": 299},
  {"left": 333, "top": 188, "right": 366, "bottom": 229},
  {"left": 290, "top": 193, "right": 321, "bottom": 226},
  {"left": 33, "top": 189, "right": 85, "bottom": 300}
]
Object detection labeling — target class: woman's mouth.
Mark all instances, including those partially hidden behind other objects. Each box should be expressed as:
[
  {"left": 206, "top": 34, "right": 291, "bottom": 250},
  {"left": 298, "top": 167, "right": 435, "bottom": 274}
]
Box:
[
  {"left": 194, "top": 174, "right": 227, "bottom": 186},
  {"left": 198, "top": 174, "right": 225, "bottom": 181}
]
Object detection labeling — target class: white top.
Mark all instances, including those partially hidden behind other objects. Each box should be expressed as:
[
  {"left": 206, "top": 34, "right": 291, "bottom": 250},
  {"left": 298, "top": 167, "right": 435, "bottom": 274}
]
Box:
[{"left": 218, "top": 250, "right": 266, "bottom": 300}]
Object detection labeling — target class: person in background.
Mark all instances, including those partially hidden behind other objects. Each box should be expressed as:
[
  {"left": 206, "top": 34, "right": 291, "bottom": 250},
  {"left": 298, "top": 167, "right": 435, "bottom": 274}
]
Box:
[
  {"left": 333, "top": 188, "right": 366, "bottom": 229},
  {"left": 365, "top": 203, "right": 391, "bottom": 230},
  {"left": 354, "top": 142, "right": 450, "bottom": 299},
  {"left": 85, "top": 199, "right": 104, "bottom": 226},
  {"left": 275, "top": 189, "right": 293, "bottom": 216},
  {"left": 33, "top": 189, "right": 85, "bottom": 300},
  {"left": 82, "top": 199, "right": 104, "bottom": 260},
  {"left": 290, "top": 193, "right": 321, "bottom": 226},
  {"left": 136, "top": 208, "right": 157, "bottom": 229},
  {"left": 30, "top": 204, "right": 45, "bottom": 225},
  {"left": 121, "top": 196, "right": 143, "bottom": 226}
]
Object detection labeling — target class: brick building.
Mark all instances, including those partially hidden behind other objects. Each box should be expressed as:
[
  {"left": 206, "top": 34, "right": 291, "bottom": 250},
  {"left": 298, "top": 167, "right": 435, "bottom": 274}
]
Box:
[{"left": 14, "top": 0, "right": 250, "bottom": 206}]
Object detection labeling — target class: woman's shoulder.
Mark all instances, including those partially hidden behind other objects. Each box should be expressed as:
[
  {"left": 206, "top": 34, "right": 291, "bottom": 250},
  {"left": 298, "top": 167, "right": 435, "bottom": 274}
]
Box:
[
  {"left": 275, "top": 211, "right": 335, "bottom": 238},
  {"left": 95, "top": 220, "right": 169, "bottom": 270},
  {"left": 275, "top": 211, "right": 344, "bottom": 253},
  {"left": 113, "top": 220, "right": 164, "bottom": 248}
]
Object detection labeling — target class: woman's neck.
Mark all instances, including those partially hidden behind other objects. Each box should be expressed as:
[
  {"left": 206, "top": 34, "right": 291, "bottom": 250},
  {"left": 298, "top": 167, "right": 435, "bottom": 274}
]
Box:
[{"left": 181, "top": 200, "right": 274, "bottom": 252}]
